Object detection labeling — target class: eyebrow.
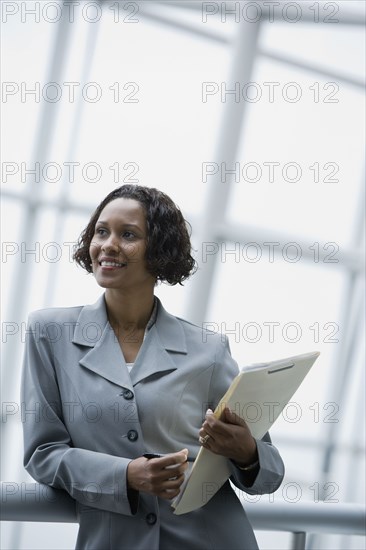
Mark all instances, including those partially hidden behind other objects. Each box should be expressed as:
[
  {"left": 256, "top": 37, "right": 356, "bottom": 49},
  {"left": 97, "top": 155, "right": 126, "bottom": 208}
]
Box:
[{"left": 96, "top": 221, "right": 141, "bottom": 229}]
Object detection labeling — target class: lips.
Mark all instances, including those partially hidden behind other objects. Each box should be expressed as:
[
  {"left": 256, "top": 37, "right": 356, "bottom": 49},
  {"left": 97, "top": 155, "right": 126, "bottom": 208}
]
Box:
[{"left": 100, "top": 261, "right": 127, "bottom": 267}]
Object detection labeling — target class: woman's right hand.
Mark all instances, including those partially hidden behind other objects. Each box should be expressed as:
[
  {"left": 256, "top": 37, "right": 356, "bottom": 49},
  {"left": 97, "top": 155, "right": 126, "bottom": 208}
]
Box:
[{"left": 127, "top": 449, "right": 189, "bottom": 500}]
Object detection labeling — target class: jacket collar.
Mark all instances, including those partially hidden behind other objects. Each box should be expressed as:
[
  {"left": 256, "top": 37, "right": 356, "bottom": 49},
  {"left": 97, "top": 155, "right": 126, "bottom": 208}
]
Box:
[
  {"left": 73, "top": 294, "right": 108, "bottom": 347},
  {"left": 73, "top": 294, "right": 187, "bottom": 388}
]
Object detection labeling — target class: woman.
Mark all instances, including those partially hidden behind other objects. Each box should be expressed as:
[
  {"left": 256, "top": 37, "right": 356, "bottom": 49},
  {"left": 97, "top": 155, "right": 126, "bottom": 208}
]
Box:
[{"left": 21, "top": 185, "right": 284, "bottom": 550}]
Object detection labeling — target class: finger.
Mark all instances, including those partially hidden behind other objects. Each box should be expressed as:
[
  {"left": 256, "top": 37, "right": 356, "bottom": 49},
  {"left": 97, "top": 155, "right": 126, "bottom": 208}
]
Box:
[
  {"left": 203, "top": 409, "right": 227, "bottom": 430},
  {"left": 152, "top": 450, "right": 188, "bottom": 470},
  {"left": 163, "top": 471, "right": 186, "bottom": 485},
  {"left": 157, "top": 480, "right": 183, "bottom": 500},
  {"left": 159, "top": 486, "right": 182, "bottom": 500},
  {"left": 202, "top": 416, "right": 219, "bottom": 432},
  {"left": 151, "top": 469, "right": 187, "bottom": 493},
  {"left": 205, "top": 409, "right": 247, "bottom": 435},
  {"left": 204, "top": 408, "right": 216, "bottom": 422},
  {"left": 222, "top": 407, "right": 247, "bottom": 426},
  {"left": 199, "top": 430, "right": 215, "bottom": 446},
  {"left": 199, "top": 425, "right": 212, "bottom": 437},
  {"left": 153, "top": 463, "right": 188, "bottom": 485},
  {"left": 202, "top": 416, "right": 232, "bottom": 437},
  {"left": 165, "top": 461, "right": 189, "bottom": 477},
  {"left": 202, "top": 435, "right": 212, "bottom": 447},
  {"left": 160, "top": 474, "right": 187, "bottom": 500},
  {"left": 199, "top": 422, "right": 216, "bottom": 441}
]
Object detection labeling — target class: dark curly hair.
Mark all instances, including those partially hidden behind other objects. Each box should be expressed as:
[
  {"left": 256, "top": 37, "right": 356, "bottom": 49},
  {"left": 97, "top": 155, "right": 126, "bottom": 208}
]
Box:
[{"left": 73, "top": 185, "right": 197, "bottom": 285}]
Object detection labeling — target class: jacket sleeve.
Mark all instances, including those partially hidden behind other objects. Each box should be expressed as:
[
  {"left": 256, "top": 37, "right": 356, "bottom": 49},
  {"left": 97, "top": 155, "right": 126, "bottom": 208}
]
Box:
[
  {"left": 209, "top": 335, "right": 285, "bottom": 495},
  {"left": 21, "top": 312, "right": 138, "bottom": 515},
  {"left": 228, "top": 432, "right": 285, "bottom": 495}
]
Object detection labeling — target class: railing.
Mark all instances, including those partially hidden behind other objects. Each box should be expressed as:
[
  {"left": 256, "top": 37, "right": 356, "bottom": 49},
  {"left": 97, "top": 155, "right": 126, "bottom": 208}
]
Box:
[{"left": 1, "top": 483, "right": 365, "bottom": 550}]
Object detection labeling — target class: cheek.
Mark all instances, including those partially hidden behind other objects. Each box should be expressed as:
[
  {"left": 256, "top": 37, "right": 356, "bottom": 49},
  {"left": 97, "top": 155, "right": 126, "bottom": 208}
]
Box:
[
  {"left": 89, "top": 240, "right": 100, "bottom": 261},
  {"left": 123, "top": 242, "right": 144, "bottom": 261}
]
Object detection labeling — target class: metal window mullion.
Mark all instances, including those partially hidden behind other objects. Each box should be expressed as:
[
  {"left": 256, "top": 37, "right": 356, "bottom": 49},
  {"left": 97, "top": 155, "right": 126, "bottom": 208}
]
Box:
[
  {"left": 215, "top": 221, "right": 364, "bottom": 274},
  {"left": 186, "top": 20, "right": 262, "bottom": 325},
  {"left": 292, "top": 532, "right": 306, "bottom": 550},
  {"left": 318, "top": 169, "right": 365, "bottom": 488},
  {"left": 2, "top": 7, "right": 78, "bottom": 550},
  {"left": 139, "top": 5, "right": 365, "bottom": 89},
  {"left": 42, "top": 12, "right": 102, "bottom": 308},
  {"left": 306, "top": 170, "right": 366, "bottom": 550},
  {"left": 338, "top": 326, "right": 366, "bottom": 550},
  {"left": 137, "top": 5, "right": 229, "bottom": 43},
  {"left": 2, "top": 3, "right": 76, "bottom": 403},
  {"left": 153, "top": 0, "right": 366, "bottom": 25},
  {"left": 259, "top": 49, "right": 365, "bottom": 89}
]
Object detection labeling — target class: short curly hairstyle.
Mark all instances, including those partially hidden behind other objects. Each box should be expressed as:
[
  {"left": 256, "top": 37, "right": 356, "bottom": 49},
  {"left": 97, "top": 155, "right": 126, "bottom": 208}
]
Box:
[{"left": 73, "top": 185, "right": 197, "bottom": 285}]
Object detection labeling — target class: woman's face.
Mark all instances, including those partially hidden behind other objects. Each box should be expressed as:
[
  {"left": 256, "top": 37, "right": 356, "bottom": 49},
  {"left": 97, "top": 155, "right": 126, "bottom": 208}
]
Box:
[{"left": 89, "top": 197, "right": 155, "bottom": 292}]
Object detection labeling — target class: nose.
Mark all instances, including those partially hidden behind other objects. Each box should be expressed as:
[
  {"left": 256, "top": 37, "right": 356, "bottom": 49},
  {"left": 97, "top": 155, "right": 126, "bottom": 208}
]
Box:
[{"left": 101, "top": 233, "right": 120, "bottom": 253}]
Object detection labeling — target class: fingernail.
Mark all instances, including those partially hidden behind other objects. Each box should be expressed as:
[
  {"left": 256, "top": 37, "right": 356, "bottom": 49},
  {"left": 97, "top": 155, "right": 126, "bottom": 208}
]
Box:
[{"left": 206, "top": 408, "right": 213, "bottom": 414}]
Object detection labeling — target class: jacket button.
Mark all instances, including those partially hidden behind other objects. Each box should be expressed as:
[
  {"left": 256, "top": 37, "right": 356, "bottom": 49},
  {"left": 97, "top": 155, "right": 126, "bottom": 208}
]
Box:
[
  {"left": 120, "top": 389, "right": 134, "bottom": 400},
  {"left": 127, "top": 429, "right": 138, "bottom": 442},
  {"left": 146, "top": 513, "right": 157, "bottom": 525}
]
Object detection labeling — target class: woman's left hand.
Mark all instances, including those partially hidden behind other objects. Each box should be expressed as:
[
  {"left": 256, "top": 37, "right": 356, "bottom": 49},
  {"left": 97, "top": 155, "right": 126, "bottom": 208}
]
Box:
[{"left": 199, "top": 407, "right": 258, "bottom": 467}]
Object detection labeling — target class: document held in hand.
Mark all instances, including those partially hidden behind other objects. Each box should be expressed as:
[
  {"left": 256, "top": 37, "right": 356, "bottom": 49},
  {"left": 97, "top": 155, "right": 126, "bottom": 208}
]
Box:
[{"left": 172, "top": 351, "right": 320, "bottom": 515}]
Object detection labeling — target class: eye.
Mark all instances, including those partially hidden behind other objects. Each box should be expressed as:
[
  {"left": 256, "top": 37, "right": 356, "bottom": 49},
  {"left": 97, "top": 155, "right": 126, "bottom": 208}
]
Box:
[
  {"left": 123, "top": 231, "right": 135, "bottom": 239},
  {"left": 96, "top": 227, "right": 107, "bottom": 236}
]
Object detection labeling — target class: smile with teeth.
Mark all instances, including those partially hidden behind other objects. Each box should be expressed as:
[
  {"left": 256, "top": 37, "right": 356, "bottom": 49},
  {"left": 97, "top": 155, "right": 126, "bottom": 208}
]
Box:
[{"left": 99, "top": 261, "right": 127, "bottom": 267}]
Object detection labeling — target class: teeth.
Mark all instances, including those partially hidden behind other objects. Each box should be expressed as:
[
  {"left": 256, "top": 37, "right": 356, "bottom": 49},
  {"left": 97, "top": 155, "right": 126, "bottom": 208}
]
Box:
[{"left": 100, "top": 261, "right": 126, "bottom": 267}]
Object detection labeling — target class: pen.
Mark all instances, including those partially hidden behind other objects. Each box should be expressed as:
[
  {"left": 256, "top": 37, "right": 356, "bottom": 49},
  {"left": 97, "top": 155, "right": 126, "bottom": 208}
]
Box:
[{"left": 143, "top": 453, "right": 195, "bottom": 462}]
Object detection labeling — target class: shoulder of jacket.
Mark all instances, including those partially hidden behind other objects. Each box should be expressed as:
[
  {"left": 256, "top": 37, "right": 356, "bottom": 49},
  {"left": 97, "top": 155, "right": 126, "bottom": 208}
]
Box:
[
  {"left": 174, "top": 315, "right": 228, "bottom": 345},
  {"left": 28, "top": 305, "right": 83, "bottom": 325}
]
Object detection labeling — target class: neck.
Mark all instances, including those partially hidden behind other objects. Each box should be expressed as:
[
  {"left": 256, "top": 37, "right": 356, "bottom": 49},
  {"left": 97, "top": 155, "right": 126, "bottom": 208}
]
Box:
[{"left": 104, "top": 287, "right": 155, "bottom": 331}]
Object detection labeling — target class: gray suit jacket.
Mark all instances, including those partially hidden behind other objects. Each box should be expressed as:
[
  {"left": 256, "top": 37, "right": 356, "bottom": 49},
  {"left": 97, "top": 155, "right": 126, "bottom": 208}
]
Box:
[{"left": 21, "top": 294, "right": 284, "bottom": 550}]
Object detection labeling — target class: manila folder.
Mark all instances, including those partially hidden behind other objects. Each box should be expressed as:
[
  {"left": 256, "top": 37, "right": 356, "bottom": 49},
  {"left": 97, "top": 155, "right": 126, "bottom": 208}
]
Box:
[{"left": 172, "top": 350, "right": 320, "bottom": 515}]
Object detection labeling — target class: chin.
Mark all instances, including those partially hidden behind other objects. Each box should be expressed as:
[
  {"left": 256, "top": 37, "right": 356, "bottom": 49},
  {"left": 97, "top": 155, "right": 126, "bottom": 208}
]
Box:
[{"left": 93, "top": 276, "right": 117, "bottom": 289}]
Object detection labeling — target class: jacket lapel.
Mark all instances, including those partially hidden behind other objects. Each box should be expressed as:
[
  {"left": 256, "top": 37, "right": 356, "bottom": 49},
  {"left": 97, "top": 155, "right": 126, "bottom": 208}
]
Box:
[
  {"left": 73, "top": 294, "right": 133, "bottom": 391},
  {"left": 72, "top": 295, "right": 187, "bottom": 390},
  {"left": 129, "top": 328, "right": 176, "bottom": 386},
  {"left": 130, "top": 299, "right": 188, "bottom": 386}
]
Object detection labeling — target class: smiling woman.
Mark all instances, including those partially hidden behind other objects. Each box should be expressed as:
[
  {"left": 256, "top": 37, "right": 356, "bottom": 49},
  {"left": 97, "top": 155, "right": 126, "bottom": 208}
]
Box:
[
  {"left": 72, "top": 186, "right": 198, "bottom": 364},
  {"left": 21, "top": 184, "right": 285, "bottom": 550},
  {"left": 90, "top": 198, "right": 155, "bottom": 291},
  {"left": 73, "top": 185, "right": 197, "bottom": 285}
]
